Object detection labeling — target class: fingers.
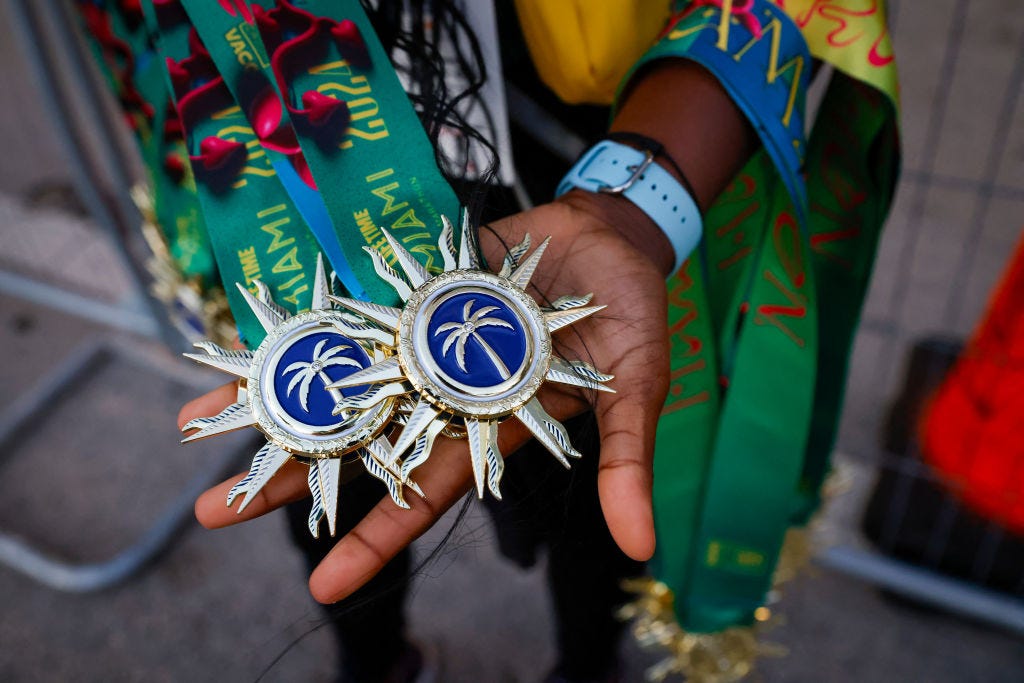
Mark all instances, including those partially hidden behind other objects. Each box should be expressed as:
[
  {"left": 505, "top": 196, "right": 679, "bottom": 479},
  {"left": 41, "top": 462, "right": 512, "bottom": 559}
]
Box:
[
  {"left": 308, "top": 440, "right": 474, "bottom": 603},
  {"left": 194, "top": 459, "right": 310, "bottom": 528},
  {"left": 309, "top": 419, "right": 534, "bottom": 604},
  {"left": 177, "top": 382, "right": 238, "bottom": 430}
]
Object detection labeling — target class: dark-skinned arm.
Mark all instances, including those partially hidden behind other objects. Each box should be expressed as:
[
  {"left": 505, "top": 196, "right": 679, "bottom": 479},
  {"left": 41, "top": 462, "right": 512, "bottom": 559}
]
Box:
[{"left": 184, "top": 59, "right": 761, "bottom": 603}]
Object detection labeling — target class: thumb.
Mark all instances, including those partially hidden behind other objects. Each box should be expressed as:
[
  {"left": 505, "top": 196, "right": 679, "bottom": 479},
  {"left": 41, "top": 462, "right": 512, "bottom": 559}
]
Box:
[{"left": 594, "top": 359, "right": 666, "bottom": 561}]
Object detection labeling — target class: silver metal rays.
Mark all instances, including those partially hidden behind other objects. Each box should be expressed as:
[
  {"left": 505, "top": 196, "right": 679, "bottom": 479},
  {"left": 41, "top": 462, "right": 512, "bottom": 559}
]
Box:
[
  {"left": 327, "top": 213, "right": 613, "bottom": 499},
  {"left": 181, "top": 255, "right": 420, "bottom": 538},
  {"left": 182, "top": 213, "right": 613, "bottom": 537}
]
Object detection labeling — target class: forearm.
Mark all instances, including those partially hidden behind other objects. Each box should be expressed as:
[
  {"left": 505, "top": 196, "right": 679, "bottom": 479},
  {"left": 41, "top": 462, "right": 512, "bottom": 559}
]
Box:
[{"left": 558, "top": 60, "right": 758, "bottom": 276}]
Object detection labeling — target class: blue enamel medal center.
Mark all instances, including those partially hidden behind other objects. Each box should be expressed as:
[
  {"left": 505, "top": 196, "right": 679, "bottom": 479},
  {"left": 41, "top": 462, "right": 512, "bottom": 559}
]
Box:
[
  {"left": 424, "top": 290, "right": 530, "bottom": 393},
  {"left": 268, "top": 328, "right": 372, "bottom": 429}
]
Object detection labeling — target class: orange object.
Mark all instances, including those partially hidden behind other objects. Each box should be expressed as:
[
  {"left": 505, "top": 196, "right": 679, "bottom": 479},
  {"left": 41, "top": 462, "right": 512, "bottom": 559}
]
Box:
[{"left": 922, "top": 230, "right": 1024, "bottom": 535}]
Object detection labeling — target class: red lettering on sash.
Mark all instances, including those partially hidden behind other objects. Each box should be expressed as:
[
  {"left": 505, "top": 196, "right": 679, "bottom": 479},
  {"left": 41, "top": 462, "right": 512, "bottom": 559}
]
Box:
[
  {"left": 714, "top": 174, "right": 760, "bottom": 272},
  {"left": 810, "top": 129, "right": 867, "bottom": 269},
  {"left": 810, "top": 201, "right": 860, "bottom": 270},
  {"left": 664, "top": 359, "right": 711, "bottom": 415},
  {"left": 664, "top": 262, "right": 713, "bottom": 414},
  {"left": 820, "top": 142, "right": 867, "bottom": 211},
  {"left": 754, "top": 211, "right": 807, "bottom": 347},
  {"left": 668, "top": 300, "right": 701, "bottom": 356},
  {"left": 774, "top": 210, "right": 804, "bottom": 287}
]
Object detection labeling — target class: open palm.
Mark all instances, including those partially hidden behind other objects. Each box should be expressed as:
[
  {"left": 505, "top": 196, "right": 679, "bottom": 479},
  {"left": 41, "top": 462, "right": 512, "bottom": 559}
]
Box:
[{"left": 180, "top": 196, "right": 670, "bottom": 603}]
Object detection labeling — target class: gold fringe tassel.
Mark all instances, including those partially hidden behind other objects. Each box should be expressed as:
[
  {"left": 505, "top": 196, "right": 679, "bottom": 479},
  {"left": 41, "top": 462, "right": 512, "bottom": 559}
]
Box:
[{"left": 620, "top": 465, "right": 854, "bottom": 682}]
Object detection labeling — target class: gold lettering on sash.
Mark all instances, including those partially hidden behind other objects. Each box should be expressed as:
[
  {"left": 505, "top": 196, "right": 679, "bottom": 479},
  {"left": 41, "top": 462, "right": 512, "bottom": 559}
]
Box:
[
  {"left": 225, "top": 27, "right": 254, "bottom": 66},
  {"left": 407, "top": 241, "right": 436, "bottom": 270},
  {"left": 370, "top": 182, "right": 409, "bottom": 216},
  {"left": 363, "top": 169, "right": 429, "bottom": 233},
  {"left": 310, "top": 62, "right": 390, "bottom": 150},
  {"left": 257, "top": 204, "right": 287, "bottom": 218},
  {"left": 668, "top": 9, "right": 718, "bottom": 40},
  {"left": 272, "top": 247, "right": 302, "bottom": 274},
  {"left": 250, "top": 204, "right": 308, "bottom": 307},
  {"left": 348, "top": 96, "right": 380, "bottom": 121},
  {"left": 341, "top": 119, "right": 390, "bottom": 148},
  {"left": 319, "top": 78, "right": 372, "bottom": 96},
  {"left": 280, "top": 284, "right": 309, "bottom": 306},
  {"left": 705, "top": 539, "right": 766, "bottom": 571},
  {"left": 212, "top": 105, "right": 241, "bottom": 121},
  {"left": 238, "top": 246, "right": 262, "bottom": 289},
  {"left": 663, "top": 263, "right": 712, "bottom": 415},
  {"left": 390, "top": 209, "right": 426, "bottom": 230},
  {"left": 370, "top": 235, "right": 391, "bottom": 255},
  {"left": 259, "top": 210, "right": 296, "bottom": 253},
  {"left": 310, "top": 60, "right": 357, "bottom": 79},
  {"left": 365, "top": 168, "right": 394, "bottom": 182},
  {"left": 716, "top": 0, "right": 735, "bottom": 49},
  {"left": 224, "top": 24, "right": 267, "bottom": 68},
  {"left": 357, "top": 169, "right": 436, "bottom": 268},
  {"left": 211, "top": 116, "right": 277, "bottom": 185},
  {"left": 353, "top": 208, "right": 380, "bottom": 243},
  {"left": 732, "top": 16, "right": 804, "bottom": 128}
]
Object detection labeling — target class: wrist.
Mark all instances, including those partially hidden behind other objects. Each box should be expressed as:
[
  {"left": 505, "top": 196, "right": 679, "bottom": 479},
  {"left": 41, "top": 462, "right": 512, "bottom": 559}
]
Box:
[
  {"left": 556, "top": 188, "right": 675, "bottom": 277},
  {"left": 555, "top": 138, "right": 702, "bottom": 275}
]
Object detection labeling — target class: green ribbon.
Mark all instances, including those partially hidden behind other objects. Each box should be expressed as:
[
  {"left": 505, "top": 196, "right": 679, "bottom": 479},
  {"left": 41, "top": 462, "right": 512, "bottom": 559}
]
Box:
[
  {"left": 795, "top": 72, "right": 900, "bottom": 520},
  {"left": 254, "top": 0, "right": 462, "bottom": 306},
  {"left": 622, "top": 1, "right": 900, "bottom": 633},
  {"left": 75, "top": 1, "right": 216, "bottom": 285},
  {"left": 142, "top": 0, "right": 324, "bottom": 347},
  {"left": 156, "top": 0, "right": 463, "bottom": 349},
  {"left": 179, "top": 0, "right": 461, "bottom": 307}
]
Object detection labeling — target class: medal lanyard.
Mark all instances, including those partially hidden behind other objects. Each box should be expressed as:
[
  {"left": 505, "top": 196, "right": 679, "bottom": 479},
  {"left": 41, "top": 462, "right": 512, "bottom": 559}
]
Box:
[
  {"left": 163, "top": 4, "right": 611, "bottom": 536},
  {"left": 75, "top": 1, "right": 217, "bottom": 285},
  {"left": 142, "top": 0, "right": 326, "bottom": 347},
  {"left": 180, "top": 0, "right": 461, "bottom": 307},
  {"left": 623, "top": 0, "right": 900, "bottom": 632},
  {"left": 144, "top": 0, "right": 464, "bottom": 345}
]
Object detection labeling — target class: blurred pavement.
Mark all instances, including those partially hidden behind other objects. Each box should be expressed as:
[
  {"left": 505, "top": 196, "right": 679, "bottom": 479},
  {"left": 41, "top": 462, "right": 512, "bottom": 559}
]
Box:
[{"left": 2, "top": 0, "right": 1024, "bottom": 681}]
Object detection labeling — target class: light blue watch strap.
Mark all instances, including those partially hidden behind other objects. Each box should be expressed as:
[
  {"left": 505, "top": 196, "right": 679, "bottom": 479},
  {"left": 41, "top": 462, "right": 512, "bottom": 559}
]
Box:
[{"left": 556, "top": 140, "right": 702, "bottom": 273}]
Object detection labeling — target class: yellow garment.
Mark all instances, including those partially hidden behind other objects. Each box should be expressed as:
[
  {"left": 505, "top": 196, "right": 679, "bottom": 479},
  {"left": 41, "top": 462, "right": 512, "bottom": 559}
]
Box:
[
  {"left": 514, "top": 0, "right": 897, "bottom": 108},
  {"left": 512, "top": 0, "right": 672, "bottom": 105},
  {"left": 780, "top": 0, "right": 899, "bottom": 110}
]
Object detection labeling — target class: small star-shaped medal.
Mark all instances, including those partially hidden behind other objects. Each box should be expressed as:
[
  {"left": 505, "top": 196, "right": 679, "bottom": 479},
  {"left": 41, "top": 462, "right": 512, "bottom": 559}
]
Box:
[
  {"left": 181, "top": 255, "right": 421, "bottom": 537},
  {"left": 327, "top": 213, "right": 614, "bottom": 499}
]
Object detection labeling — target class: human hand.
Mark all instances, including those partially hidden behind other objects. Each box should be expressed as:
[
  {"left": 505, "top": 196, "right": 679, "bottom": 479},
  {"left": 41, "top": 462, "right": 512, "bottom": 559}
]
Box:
[{"left": 181, "top": 194, "right": 670, "bottom": 603}]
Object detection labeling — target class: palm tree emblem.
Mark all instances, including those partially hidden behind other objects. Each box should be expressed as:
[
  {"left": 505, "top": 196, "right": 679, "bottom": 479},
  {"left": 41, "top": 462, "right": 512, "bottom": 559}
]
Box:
[
  {"left": 282, "top": 339, "right": 363, "bottom": 412},
  {"left": 435, "top": 299, "right": 515, "bottom": 380}
]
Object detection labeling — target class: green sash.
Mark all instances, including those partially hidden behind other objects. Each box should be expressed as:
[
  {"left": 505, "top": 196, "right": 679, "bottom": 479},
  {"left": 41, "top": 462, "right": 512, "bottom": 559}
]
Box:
[
  {"left": 620, "top": 0, "right": 901, "bottom": 633},
  {"left": 74, "top": 1, "right": 216, "bottom": 285},
  {"left": 142, "top": 0, "right": 324, "bottom": 346},
  {"left": 180, "top": 0, "right": 461, "bottom": 307}
]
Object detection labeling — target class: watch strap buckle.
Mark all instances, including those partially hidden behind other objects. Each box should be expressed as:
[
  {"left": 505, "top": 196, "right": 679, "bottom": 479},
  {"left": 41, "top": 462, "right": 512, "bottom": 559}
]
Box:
[{"left": 597, "top": 149, "right": 655, "bottom": 195}]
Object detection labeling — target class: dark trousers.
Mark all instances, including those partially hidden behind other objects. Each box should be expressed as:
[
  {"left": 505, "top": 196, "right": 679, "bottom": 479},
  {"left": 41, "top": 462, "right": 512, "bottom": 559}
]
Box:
[{"left": 284, "top": 412, "right": 644, "bottom": 682}]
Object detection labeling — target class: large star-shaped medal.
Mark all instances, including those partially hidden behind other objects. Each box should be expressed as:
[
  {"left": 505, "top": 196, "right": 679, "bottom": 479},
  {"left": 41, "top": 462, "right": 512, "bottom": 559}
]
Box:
[
  {"left": 181, "top": 255, "right": 420, "bottom": 537},
  {"left": 326, "top": 214, "right": 614, "bottom": 498}
]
